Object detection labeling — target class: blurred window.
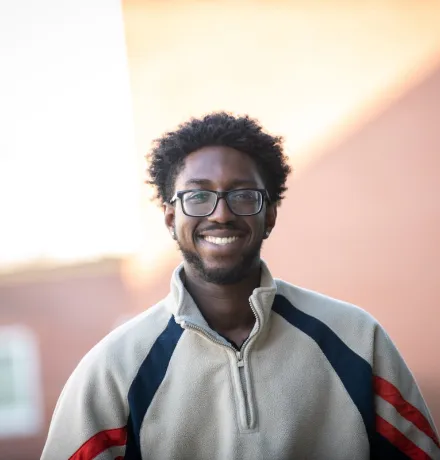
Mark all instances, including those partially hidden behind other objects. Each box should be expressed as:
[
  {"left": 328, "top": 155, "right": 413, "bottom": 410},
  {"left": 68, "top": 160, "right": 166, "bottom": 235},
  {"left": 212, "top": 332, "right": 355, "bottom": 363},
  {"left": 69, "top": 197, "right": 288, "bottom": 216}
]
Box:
[{"left": 0, "top": 325, "right": 43, "bottom": 438}]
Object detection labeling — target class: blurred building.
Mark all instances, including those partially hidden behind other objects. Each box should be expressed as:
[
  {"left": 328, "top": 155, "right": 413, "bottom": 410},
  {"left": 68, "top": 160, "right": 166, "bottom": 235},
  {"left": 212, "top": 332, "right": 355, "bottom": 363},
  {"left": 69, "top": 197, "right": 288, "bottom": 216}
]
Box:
[{"left": 0, "top": 260, "right": 139, "bottom": 459}]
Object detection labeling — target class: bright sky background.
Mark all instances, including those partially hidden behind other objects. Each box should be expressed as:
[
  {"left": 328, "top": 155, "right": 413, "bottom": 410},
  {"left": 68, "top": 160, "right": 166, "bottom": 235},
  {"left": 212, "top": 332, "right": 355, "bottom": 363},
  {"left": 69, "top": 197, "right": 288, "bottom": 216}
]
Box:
[{"left": 0, "top": 0, "right": 142, "bottom": 270}]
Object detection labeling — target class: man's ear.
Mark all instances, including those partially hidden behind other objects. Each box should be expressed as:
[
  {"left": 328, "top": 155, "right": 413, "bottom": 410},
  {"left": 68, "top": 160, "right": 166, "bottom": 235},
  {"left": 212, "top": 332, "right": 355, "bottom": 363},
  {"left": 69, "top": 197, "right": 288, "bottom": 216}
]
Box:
[
  {"left": 264, "top": 203, "right": 277, "bottom": 239},
  {"left": 164, "top": 202, "right": 176, "bottom": 239}
]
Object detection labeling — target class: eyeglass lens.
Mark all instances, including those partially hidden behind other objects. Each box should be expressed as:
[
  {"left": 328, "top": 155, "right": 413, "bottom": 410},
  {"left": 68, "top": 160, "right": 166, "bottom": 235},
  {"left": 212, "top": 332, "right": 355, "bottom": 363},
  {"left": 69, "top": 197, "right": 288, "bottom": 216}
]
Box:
[{"left": 182, "top": 190, "right": 263, "bottom": 216}]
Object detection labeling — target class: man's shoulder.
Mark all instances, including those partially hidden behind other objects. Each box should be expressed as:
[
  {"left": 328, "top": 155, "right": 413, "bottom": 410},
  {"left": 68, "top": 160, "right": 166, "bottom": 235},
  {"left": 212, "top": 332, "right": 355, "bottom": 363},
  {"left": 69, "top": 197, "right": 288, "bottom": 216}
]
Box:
[
  {"left": 273, "top": 278, "right": 378, "bottom": 328},
  {"left": 74, "top": 298, "right": 174, "bottom": 380},
  {"left": 273, "top": 279, "right": 379, "bottom": 362},
  {"left": 106, "top": 298, "right": 172, "bottom": 344}
]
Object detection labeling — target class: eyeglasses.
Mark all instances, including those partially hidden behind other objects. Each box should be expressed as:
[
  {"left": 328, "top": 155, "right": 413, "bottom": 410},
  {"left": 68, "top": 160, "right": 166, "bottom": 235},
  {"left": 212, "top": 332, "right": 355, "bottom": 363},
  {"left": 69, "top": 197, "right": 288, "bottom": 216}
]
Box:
[{"left": 169, "top": 188, "right": 270, "bottom": 217}]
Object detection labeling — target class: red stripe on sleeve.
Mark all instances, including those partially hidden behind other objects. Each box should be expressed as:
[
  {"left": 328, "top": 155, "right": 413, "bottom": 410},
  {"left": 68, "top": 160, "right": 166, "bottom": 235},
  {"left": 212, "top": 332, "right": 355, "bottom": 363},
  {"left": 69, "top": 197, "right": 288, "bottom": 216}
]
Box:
[
  {"left": 376, "top": 415, "right": 432, "bottom": 460},
  {"left": 374, "top": 376, "right": 439, "bottom": 448},
  {"left": 69, "top": 426, "right": 127, "bottom": 460}
]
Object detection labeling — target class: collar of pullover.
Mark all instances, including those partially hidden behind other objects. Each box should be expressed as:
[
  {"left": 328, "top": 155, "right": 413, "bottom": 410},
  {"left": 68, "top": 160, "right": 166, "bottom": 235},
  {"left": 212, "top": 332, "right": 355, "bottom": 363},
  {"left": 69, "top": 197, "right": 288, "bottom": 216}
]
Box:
[{"left": 166, "top": 260, "right": 278, "bottom": 343}]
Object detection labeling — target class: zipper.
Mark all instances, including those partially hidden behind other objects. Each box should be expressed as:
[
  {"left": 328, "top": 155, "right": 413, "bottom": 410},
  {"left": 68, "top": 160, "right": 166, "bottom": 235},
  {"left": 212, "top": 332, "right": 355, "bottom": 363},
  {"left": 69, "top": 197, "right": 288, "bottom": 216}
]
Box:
[
  {"left": 236, "top": 352, "right": 249, "bottom": 426},
  {"left": 182, "top": 298, "right": 260, "bottom": 430},
  {"left": 237, "top": 299, "right": 260, "bottom": 429},
  {"left": 239, "top": 298, "right": 260, "bottom": 355}
]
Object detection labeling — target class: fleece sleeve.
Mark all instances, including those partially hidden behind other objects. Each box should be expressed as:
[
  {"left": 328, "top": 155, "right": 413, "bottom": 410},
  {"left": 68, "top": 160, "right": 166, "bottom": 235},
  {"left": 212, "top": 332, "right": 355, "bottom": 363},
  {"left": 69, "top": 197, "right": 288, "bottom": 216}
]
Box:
[
  {"left": 40, "top": 348, "right": 133, "bottom": 460},
  {"left": 371, "top": 324, "right": 440, "bottom": 459}
]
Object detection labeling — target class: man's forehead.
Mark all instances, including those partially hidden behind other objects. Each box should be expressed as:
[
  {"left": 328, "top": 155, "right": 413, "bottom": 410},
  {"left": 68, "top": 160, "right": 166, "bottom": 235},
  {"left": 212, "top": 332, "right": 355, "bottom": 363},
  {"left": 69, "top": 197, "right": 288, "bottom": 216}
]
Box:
[
  {"left": 176, "top": 147, "right": 263, "bottom": 189},
  {"left": 180, "top": 146, "right": 259, "bottom": 174}
]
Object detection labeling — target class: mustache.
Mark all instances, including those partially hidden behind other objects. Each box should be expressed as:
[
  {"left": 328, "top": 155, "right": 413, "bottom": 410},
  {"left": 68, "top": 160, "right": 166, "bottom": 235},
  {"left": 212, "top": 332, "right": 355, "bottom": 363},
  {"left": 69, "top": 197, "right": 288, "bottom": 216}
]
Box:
[{"left": 197, "top": 224, "right": 241, "bottom": 233}]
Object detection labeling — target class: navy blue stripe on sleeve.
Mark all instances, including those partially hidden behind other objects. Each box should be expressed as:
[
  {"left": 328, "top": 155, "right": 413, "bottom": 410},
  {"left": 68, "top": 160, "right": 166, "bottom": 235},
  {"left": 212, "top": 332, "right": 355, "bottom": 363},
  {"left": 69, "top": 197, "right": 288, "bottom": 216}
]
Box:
[
  {"left": 272, "top": 294, "right": 375, "bottom": 448},
  {"left": 124, "top": 316, "right": 184, "bottom": 459}
]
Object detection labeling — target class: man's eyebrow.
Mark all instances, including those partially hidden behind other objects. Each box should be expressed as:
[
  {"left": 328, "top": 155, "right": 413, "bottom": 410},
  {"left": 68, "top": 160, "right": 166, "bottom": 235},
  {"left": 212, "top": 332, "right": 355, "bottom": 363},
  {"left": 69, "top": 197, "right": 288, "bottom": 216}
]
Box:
[
  {"left": 183, "top": 179, "right": 211, "bottom": 187},
  {"left": 183, "top": 178, "right": 259, "bottom": 188}
]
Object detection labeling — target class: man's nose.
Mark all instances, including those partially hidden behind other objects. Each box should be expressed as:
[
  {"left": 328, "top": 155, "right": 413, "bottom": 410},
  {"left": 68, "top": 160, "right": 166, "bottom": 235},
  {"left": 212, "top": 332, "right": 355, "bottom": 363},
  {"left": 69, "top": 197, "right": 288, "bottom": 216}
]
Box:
[{"left": 207, "top": 197, "right": 236, "bottom": 223}]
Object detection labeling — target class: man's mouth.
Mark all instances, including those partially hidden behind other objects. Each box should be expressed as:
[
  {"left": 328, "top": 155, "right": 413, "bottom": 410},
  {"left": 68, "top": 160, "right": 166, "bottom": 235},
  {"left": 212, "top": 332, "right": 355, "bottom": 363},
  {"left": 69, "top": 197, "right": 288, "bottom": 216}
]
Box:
[{"left": 201, "top": 235, "right": 240, "bottom": 246}]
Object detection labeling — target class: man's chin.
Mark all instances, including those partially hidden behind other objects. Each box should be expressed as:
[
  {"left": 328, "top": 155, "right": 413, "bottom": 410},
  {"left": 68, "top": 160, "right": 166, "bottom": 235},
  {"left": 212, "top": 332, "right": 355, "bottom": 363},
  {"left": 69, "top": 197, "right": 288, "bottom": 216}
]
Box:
[
  {"left": 198, "top": 265, "right": 247, "bottom": 285},
  {"left": 179, "top": 247, "right": 260, "bottom": 285}
]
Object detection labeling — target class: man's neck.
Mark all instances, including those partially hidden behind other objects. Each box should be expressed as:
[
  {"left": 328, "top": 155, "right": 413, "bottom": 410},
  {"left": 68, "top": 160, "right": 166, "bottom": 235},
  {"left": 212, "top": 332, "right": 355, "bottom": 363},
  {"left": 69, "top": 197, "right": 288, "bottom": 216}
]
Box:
[{"left": 183, "top": 264, "right": 261, "bottom": 341}]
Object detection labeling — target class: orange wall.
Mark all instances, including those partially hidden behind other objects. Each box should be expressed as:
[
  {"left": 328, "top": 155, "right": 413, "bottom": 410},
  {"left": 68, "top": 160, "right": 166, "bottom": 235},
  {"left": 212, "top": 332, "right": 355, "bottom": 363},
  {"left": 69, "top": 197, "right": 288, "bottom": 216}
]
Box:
[{"left": 123, "top": 0, "right": 440, "bottom": 425}]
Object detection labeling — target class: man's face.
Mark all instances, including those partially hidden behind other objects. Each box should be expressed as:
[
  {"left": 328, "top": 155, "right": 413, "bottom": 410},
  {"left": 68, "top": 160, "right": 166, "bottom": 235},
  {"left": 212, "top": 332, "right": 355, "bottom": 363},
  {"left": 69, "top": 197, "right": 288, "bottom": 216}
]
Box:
[{"left": 164, "top": 146, "right": 276, "bottom": 285}]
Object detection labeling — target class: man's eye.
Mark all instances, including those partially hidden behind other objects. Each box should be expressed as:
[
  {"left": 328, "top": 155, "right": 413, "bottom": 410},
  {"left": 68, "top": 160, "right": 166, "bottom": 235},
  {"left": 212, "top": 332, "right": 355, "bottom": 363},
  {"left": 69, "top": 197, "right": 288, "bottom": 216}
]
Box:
[
  {"left": 186, "top": 192, "right": 211, "bottom": 202},
  {"left": 232, "top": 191, "right": 256, "bottom": 201}
]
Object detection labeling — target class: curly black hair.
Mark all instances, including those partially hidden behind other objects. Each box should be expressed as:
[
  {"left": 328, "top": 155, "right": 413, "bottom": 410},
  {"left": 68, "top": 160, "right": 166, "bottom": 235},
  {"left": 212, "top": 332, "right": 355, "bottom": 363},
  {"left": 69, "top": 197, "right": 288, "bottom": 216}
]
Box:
[{"left": 146, "top": 111, "right": 291, "bottom": 205}]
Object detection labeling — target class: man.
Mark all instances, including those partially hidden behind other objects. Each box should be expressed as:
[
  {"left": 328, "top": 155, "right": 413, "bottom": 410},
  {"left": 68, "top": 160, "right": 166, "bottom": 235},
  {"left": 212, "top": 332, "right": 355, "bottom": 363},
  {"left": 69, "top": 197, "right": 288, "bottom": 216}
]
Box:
[{"left": 42, "top": 112, "right": 439, "bottom": 459}]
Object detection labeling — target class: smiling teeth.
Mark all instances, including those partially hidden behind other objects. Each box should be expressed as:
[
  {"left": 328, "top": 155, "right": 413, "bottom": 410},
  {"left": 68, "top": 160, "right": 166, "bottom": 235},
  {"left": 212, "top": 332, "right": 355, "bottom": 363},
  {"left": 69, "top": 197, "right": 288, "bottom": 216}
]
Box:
[{"left": 203, "top": 236, "right": 239, "bottom": 245}]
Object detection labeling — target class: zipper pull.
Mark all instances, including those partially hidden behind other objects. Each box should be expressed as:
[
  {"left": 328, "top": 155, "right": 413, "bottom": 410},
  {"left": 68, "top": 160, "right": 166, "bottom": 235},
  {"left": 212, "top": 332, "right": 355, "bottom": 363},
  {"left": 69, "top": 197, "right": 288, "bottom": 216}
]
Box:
[{"left": 237, "top": 353, "right": 244, "bottom": 368}]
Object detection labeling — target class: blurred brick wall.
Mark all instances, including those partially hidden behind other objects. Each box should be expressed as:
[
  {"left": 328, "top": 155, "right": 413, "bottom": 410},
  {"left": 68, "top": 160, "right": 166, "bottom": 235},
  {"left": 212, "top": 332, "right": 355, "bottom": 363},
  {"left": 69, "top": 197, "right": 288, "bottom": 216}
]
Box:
[{"left": 0, "top": 260, "right": 135, "bottom": 460}]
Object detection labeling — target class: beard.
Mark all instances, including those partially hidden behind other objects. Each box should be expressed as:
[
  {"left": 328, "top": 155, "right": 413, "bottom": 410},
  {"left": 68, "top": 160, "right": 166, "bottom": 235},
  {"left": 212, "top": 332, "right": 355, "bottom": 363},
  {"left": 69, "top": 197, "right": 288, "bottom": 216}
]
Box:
[{"left": 176, "top": 232, "right": 264, "bottom": 285}]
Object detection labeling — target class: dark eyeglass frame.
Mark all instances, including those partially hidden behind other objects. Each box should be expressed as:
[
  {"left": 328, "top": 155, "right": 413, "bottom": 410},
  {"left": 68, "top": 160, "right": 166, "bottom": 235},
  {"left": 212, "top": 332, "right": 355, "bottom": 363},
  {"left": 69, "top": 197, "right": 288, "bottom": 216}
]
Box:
[{"left": 169, "top": 188, "right": 271, "bottom": 217}]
